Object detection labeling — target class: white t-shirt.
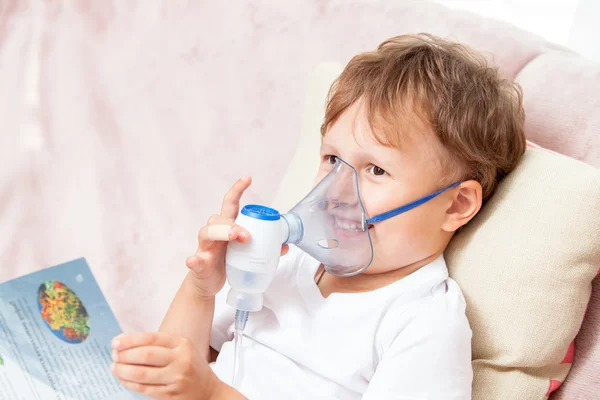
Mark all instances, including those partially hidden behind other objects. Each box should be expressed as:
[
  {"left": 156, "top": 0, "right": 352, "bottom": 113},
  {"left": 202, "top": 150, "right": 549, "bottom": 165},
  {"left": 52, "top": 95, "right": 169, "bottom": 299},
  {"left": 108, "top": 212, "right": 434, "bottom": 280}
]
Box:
[{"left": 210, "top": 247, "right": 472, "bottom": 399}]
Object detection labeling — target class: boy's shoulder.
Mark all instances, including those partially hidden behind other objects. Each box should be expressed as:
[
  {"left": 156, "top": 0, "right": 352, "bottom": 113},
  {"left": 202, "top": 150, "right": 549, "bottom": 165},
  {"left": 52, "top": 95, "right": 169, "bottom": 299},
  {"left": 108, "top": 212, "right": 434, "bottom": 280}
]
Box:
[{"left": 375, "top": 263, "right": 471, "bottom": 354}]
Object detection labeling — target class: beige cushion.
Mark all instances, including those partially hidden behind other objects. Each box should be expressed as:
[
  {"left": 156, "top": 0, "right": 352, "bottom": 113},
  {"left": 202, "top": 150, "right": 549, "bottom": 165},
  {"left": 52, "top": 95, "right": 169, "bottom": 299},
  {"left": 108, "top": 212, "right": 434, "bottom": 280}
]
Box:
[
  {"left": 274, "top": 62, "right": 600, "bottom": 399},
  {"left": 446, "top": 146, "right": 600, "bottom": 399}
]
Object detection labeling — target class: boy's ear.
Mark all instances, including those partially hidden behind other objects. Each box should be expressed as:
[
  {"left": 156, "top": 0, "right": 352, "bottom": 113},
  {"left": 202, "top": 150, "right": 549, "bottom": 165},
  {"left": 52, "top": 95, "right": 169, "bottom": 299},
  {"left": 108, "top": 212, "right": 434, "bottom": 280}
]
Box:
[{"left": 442, "top": 180, "right": 483, "bottom": 232}]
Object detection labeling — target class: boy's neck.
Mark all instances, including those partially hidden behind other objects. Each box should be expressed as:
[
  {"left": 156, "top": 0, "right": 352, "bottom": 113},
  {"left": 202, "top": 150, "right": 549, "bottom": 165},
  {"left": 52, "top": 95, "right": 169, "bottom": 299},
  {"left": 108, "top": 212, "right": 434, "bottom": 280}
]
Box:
[{"left": 315, "top": 250, "right": 444, "bottom": 298}]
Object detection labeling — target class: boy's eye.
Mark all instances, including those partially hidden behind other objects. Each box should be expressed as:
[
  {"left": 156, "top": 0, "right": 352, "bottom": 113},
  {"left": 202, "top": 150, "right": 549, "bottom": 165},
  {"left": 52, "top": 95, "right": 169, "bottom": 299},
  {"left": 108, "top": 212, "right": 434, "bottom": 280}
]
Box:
[
  {"left": 326, "top": 155, "right": 338, "bottom": 165},
  {"left": 368, "top": 165, "right": 387, "bottom": 176}
]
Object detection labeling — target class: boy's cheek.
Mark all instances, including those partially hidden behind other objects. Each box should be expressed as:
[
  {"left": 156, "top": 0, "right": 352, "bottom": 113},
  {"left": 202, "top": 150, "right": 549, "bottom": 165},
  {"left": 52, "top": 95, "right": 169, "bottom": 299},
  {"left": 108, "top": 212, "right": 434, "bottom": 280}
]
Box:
[
  {"left": 362, "top": 184, "right": 410, "bottom": 218},
  {"left": 369, "top": 216, "right": 431, "bottom": 263}
]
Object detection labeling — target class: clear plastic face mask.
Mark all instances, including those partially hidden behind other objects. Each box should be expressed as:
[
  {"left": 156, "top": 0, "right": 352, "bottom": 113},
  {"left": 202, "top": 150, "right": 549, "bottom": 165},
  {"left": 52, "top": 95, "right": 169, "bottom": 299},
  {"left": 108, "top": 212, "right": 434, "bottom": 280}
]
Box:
[
  {"left": 286, "top": 158, "right": 374, "bottom": 276},
  {"left": 285, "top": 157, "right": 461, "bottom": 277}
]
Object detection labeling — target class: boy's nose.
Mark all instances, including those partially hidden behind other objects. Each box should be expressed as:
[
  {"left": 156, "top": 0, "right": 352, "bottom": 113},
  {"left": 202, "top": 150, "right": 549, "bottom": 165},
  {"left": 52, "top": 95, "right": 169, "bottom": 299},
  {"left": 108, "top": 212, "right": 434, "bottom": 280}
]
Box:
[{"left": 327, "top": 168, "right": 360, "bottom": 207}]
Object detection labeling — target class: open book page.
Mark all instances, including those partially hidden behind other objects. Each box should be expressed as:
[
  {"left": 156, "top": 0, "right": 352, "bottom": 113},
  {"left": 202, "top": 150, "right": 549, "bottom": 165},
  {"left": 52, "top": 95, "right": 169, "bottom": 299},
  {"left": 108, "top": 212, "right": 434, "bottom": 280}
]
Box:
[{"left": 0, "top": 258, "right": 147, "bottom": 400}]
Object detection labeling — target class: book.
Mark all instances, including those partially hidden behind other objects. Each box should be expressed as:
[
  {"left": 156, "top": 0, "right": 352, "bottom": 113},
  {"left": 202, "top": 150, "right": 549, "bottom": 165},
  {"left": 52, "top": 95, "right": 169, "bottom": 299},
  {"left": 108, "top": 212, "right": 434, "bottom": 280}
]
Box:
[{"left": 0, "top": 258, "right": 147, "bottom": 400}]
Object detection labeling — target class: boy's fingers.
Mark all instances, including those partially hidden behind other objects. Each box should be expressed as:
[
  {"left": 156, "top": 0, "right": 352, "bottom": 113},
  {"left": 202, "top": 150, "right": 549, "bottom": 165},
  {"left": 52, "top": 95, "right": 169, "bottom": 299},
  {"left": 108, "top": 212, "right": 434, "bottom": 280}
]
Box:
[
  {"left": 196, "top": 223, "right": 250, "bottom": 249},
  {"left": 185, "top": 254, "right": 201, "bottom": 271},
  {"left": 198, "top": 215, "right": 232, "bottom": 245},
  {"left": 112, "top": 346, "right": 173, "bottom": 367},
  {"left": 220, "top": 176, "right": 252, "bottom": 219},
  {"left": 111, "top": 363, "right": 170, "bottom": 385},
  {"left": 206, "top": 213, "right": 232, "bottom": 227},
  {"left": 281, "top": 244, "right": 289, "bottom": 256},
  {"left": 206, "top": 224, "right": 232, "bottom": 241},
  {"left": 117, "top": 379, "right": 163, "bottom": 398},
  {"left": 112, "top": 332, "right": 179, "bottom": 351}
]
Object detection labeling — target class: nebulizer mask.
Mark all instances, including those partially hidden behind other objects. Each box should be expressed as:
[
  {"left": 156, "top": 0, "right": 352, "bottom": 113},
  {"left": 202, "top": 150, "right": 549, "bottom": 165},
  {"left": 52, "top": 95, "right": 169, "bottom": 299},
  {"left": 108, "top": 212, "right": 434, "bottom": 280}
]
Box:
[{"left": 224, "top": 157, "right": 458, "bottom": 386}]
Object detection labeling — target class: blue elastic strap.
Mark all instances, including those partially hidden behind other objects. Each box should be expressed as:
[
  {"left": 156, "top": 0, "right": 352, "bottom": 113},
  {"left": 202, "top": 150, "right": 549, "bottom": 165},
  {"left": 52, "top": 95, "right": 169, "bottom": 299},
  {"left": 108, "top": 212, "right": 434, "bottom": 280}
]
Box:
[{"left": 365, "top": 181, "right": 461, "bottom": 224}]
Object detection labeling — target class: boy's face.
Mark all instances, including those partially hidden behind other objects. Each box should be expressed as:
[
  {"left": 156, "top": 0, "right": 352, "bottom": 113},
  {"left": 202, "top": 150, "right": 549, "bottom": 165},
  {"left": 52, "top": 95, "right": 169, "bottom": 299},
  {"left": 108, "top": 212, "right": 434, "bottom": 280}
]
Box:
[{"left": 317, "top": 101, "right": 456, "bottom": 274}]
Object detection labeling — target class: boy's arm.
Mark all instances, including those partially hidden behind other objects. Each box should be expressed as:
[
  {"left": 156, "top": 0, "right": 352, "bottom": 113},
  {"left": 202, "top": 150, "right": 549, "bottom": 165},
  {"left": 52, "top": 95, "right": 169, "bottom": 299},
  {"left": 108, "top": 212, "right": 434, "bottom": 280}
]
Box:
[{"left": 159, "top": 272, "right": 216, "bottom": 362}]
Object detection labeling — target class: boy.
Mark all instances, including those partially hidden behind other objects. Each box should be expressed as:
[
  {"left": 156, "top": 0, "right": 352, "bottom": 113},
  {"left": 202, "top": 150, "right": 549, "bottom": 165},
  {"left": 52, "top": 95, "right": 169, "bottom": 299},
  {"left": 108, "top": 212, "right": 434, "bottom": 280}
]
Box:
[{"left": 109, "top": 33, "right": 525, "bottom": 399}]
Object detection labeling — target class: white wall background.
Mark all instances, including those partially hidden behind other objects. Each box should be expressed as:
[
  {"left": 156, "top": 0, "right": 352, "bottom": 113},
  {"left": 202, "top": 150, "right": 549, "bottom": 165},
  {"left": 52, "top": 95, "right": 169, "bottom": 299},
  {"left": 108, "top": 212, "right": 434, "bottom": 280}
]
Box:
[{"left": 435, "top": 0, "right": 600, "bottom": 62}]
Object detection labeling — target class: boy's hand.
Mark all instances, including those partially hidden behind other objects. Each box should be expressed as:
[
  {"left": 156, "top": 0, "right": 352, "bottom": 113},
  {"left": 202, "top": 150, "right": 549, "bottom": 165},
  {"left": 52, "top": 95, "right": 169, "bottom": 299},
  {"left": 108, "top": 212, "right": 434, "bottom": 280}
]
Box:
[
  {"left": 186, "top": 176, "right": 252, "bottom": 298},
  {"left": 110, "top": 332, "right": 225, "bottom": 400},
  {"left": 186, "top": 176, "right": 288, "bottom": 298}
]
